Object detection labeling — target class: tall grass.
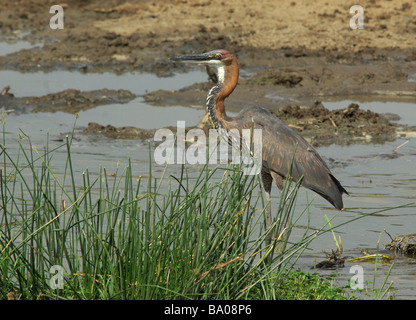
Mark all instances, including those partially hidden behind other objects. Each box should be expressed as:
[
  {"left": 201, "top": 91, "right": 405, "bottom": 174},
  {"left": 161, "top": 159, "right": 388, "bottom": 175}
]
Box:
[{"left": 0, "top": 120, "right": 399, "bottom": 300}]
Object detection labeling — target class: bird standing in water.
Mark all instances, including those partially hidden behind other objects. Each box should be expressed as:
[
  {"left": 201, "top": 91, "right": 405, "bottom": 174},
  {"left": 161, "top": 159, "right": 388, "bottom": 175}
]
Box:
[{"left": 171, "top": 49, "right": 348, "bottom": 231}]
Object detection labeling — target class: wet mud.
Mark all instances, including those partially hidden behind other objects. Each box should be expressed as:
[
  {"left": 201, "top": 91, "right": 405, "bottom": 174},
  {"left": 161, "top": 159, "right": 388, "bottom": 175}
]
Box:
[
  {"left": 81, "top": 122, "right": 204, "bottom": 141},
  {"left": 0, "top": 0, "right": 415, "bottom": 143},
  {"left": 270, "top": 103, "right": 398, "bottom": 146},
  {"left": 82, "top": 122, "right": 156, "bottom": 140},
  {"left": 1, "top": 88, "right": 136, "bottom": 114}
]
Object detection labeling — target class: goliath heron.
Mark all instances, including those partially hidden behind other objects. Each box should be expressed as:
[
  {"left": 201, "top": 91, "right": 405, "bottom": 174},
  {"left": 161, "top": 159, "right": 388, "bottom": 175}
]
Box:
[{"left": 171, "top": 49, "right": 348, "bottom": 230}]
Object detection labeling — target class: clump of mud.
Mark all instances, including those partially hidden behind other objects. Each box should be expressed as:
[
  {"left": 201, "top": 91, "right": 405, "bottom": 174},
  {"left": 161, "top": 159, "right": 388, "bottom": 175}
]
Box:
[
  {"left": 0, "top": 88, "right": 136, "bottom": 114},
  {"left": 82, "top": 122, "right": 204, "bottom": 141},
  {"left": 83, "top": 122, "right": 157, "bottom": 140},
  {"left": 271, "top": 102, "right": 397, "bottom": 146}
]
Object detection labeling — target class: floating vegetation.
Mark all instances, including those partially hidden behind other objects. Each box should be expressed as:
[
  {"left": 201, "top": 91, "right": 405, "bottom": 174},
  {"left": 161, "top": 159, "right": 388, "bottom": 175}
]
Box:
[
  {"left": 385, "top": 230, "right": 416, "bottom": 255},
  {"left": 315, "top": 248, "right": 345, "bottom": 270},
  {"left": 346, "top": 250, "right": 394, "bottom": 263}
]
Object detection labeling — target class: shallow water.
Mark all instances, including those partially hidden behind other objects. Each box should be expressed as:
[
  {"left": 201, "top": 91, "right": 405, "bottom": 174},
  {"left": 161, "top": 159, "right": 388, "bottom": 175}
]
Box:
[
  {"left": 0, "top": 67, "right": 210, "bottom": 130},
  {"left": 78, "top": 101, "right": 207, "bottom": 129},
  {"left": 0, "top": 69, "right": 207, "bottom": 97},
  {"left": 0, "top": 40, "right": 40, "bottom": 56},
  {"left": 1, "top": 45, "right": 416, "bottom": 298},
  {"left": 290, "top": 139, "right": 416, "bottom": 299},
  {"left": 4, "top": 108, "right": 415, "bottom": 298}
]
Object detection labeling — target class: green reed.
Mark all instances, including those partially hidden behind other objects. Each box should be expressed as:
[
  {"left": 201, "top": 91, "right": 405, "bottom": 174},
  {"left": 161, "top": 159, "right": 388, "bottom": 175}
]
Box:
[{"left": 1, "top": 121, "right": 400, "bottom": 300}]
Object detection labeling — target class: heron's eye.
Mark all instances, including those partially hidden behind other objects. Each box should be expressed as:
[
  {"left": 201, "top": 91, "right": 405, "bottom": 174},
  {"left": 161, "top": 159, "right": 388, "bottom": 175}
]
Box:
[{"left": 215, "top": 53, "right": 222, "bottom": 59}]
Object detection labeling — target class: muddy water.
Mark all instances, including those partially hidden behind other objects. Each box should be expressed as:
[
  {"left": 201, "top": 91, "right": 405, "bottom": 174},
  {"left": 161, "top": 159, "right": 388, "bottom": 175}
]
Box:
[
  {"left": 288, "top": 98, "right": 416, "bottom": 299},
  {"left": 1, "top": 68, "right": 209, "bottom": 194},
  {"left": 0, "top": 69, "right": 207, "bottom": 97},
  {"left": 1, "top": 55, "right": 416, "bottom": 298},
  {"left": 291, "top": 139, "right": 416, "bottom": 299},
  {"left": 0, "top": 41, "right": 40, "bottom": 56}
]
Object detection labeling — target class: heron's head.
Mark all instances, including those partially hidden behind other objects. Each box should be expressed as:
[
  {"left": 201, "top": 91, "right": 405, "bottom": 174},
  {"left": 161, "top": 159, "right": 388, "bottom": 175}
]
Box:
[
  {"left": 171, "top": 49, "right": 234, "bottom": 65},
  {"left": 170, "top": 49, "right": 238, "bottom": 83}
]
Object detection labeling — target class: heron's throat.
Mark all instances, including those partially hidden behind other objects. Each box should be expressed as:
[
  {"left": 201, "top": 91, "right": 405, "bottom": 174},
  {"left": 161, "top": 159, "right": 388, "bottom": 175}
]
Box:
[
  {"left": 206, "top": 64, "right": 237, "bottom": 129},
  {"left": 206, "top": 83, "right": 224, "bottom": 129}
]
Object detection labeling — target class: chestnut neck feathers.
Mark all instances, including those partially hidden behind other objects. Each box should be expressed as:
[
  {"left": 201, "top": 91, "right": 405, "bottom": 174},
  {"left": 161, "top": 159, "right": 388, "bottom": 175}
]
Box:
[{"left": 206, "top": 52, "right": 239, "bottom": 129}]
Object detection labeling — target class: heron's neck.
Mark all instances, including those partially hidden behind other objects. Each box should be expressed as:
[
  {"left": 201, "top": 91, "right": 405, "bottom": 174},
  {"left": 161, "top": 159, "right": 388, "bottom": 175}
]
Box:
[{"left": 206, "top": 64, "right": 238, "bottom": 129}]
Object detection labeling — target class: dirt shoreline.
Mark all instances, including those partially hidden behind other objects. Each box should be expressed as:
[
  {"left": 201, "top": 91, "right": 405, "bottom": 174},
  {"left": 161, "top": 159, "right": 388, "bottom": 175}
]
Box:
[{"left": 0, "top": 0, "right": 415, "bottom": 144}]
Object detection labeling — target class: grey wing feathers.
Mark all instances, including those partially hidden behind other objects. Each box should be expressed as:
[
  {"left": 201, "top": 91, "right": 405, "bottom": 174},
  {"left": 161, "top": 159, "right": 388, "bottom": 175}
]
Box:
[{"left": 234, "top": 107, "right": 348, "bottom": 210}]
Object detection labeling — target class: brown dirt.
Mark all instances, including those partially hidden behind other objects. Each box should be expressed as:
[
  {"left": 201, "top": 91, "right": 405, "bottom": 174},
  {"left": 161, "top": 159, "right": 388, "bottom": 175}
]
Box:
[
  {"left": 0, "top": 0, "right": 415, "bottom": 142},
  {"left": 1, "top": 0, "right": 415, "bottom": 73}
]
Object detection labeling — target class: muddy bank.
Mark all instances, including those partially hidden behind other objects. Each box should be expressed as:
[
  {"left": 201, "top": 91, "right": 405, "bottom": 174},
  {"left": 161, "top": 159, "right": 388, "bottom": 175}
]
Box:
[
  {"left": 1, "top": 0, "right": 415, "bottom": 100},
  {"left": 1, "top": 0, "right": 415, "bottom": 144},
  {"left": 1, "top": 0, "right": 416, "bottom": 77},
  {"left": 247, "top": 63, "right": 416, "bottom": 100},
  {"left": 0, "top": 88, "right": 136, "bottom": 114}
]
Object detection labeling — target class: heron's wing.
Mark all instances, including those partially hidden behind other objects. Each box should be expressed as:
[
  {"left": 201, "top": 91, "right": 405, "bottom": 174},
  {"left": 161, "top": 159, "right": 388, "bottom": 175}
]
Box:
[{"left": 232, "top": 107, "right": 347, "bottom": 209}]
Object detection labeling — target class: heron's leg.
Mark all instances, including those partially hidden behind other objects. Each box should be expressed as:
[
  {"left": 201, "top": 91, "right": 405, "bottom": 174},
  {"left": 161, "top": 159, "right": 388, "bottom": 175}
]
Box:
[
  {"left": 271, "top": 172, "right": 292, "bottom": 239},
  {"left": 264, "top": 190, "right": 272, "bottom": 240},
  {"left": 261, "top": 170, "right": 273, "bottom": 244}
]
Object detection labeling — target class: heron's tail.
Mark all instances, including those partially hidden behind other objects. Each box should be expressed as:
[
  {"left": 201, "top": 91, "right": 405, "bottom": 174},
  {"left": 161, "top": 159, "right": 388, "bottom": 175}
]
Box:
[
  {"left": 321, "top": 174, "right": 348, "bottom": 210},
  {"left": 304, "top": 174, "right": 348, "bottom": 210}
]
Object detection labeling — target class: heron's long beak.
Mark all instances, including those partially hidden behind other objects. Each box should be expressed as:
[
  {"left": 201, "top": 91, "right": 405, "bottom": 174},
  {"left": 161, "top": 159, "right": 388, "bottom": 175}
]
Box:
[{"left": 170, "top": 52, "right": 217, "bottom": 64}]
